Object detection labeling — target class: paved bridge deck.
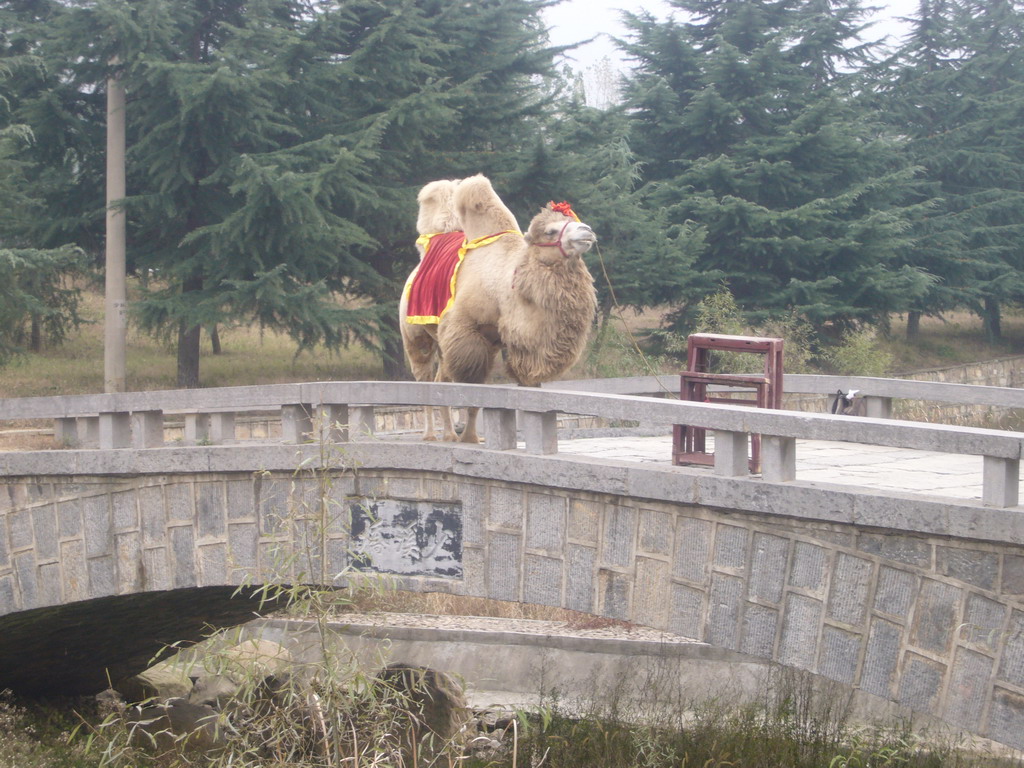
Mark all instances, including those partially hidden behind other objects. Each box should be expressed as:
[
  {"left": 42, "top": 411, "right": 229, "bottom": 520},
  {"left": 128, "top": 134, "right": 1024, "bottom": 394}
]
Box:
[
  {"left": 0, "top": 426, "right": 991, "bottom": 503},
  {"left": 557, "top": 433, "right": 987, "bottom": 501}
]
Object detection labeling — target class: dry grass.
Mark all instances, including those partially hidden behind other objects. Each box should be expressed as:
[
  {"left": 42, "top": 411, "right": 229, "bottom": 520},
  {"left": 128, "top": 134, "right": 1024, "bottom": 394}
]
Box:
[
  {"left": 883, "top": 312, "right": 1024, "bottom": 373},
  {"left": 7, "top": 285, "right": 1024, "bottom": 398},
  {"left": 0, "top": 284, "right": 382, "bottom": 400},
  {"left": 582, "top": 305, "right": 1024, "bottom": 376},
  {"left": 0, "top": 429, "right": 56, "bottom": 452}
]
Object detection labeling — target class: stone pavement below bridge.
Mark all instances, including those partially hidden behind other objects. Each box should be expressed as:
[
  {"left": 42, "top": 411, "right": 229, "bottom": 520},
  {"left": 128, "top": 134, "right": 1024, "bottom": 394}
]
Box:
[{"left": 554, "top": 433, "right": 992, "bottom": 503}]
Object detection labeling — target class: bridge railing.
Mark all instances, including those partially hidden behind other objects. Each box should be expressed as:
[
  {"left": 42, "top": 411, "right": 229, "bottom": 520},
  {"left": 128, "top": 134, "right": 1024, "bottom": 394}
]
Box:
[
  {"left": 2, "top": 377, "right": 1024, "bottom": 508},
  {"left": 548, "top": 373, "right": 1024, "bottom": 419}
]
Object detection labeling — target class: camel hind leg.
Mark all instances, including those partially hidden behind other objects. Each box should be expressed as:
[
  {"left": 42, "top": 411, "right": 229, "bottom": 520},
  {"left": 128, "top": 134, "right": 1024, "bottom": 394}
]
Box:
[
  {"left": 433, "top": 368, "right": 462, "bottom": 443},
  {"left": 401, "top": 321, "right": 444, "bottom": 441}
]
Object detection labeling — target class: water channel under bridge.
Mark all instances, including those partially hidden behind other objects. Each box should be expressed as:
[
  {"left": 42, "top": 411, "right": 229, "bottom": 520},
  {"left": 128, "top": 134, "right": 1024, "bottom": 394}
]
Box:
[{"left": 4, "top": 375, "right": 1024, "bottom": 749}]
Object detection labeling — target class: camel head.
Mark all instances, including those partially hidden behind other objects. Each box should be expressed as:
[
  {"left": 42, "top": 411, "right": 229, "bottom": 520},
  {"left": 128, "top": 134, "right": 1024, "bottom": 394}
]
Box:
[{"left": 524, "top": 202, "right": 597, "bottom": 264}]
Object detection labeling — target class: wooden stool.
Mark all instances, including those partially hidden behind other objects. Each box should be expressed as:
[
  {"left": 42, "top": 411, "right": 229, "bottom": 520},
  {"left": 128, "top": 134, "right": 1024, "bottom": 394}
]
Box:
[{"left": 672, "top": 334, "right": 784, "bottom": 473}]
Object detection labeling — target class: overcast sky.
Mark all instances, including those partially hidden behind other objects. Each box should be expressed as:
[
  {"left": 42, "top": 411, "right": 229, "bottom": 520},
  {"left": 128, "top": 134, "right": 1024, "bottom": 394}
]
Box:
[{"left": 543, "top": 0, "right": 922, "bottom": 73}]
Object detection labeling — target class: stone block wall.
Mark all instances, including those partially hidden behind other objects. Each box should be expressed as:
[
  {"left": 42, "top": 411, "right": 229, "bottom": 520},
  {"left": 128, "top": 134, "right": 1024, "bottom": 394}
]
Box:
[
  {"left": 898, "top": 356, "right": 1024, "bottom": 428},
  {"left": 5, "top": 466, "right": 1024, "bottom": 748},
  {"left": 380, "top": 473, "right": 1024, "bottom": 750},
  {"left": 0, "top": 471, "right": 359, "bottom": 617}
]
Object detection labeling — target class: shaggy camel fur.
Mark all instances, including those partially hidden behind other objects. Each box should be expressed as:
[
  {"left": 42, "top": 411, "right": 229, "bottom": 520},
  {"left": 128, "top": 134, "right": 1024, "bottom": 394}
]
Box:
[{"left": 400, "top": 174, "right": 597, "bottom": 442}]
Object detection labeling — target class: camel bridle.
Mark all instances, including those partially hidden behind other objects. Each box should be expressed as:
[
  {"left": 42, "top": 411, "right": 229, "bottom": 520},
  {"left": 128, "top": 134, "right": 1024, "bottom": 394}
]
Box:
[{"left": 532, "top": 217, "right": 576, "bottom": 258}]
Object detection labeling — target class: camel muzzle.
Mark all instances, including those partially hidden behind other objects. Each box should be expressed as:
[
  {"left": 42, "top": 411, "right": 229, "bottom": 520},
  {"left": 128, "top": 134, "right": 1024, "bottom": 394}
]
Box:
[{"left": 570, "top": 225, "right": 597, "bottom": 253}]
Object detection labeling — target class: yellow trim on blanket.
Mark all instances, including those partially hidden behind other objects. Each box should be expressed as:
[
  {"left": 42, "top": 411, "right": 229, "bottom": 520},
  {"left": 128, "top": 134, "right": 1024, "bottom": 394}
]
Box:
[{"left": 404, "top": 230, "right": 518, "bottom": 324}]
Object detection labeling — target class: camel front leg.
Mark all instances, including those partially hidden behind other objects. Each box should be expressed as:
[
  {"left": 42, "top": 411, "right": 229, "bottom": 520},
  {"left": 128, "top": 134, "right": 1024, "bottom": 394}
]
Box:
[
  {"left": 439, "top": 405, "right": 461, "bottom": 443},
  {"left": 422, "top": 406, "right": 438, "bottom": 441},
  {"left": 436, "top": 320, "right": 498, "bottom": 444}
]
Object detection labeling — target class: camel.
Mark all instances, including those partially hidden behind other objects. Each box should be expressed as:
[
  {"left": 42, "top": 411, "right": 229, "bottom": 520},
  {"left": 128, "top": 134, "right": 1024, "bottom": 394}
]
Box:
[{"left": 400, "top": 174, "right": 598, "bottom": 442}]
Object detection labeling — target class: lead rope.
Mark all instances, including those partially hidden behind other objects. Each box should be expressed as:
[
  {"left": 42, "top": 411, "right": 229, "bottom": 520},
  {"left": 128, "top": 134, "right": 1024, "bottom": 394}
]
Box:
[{"left": 592, "top": 240, "right": 678, "bottom": 398}]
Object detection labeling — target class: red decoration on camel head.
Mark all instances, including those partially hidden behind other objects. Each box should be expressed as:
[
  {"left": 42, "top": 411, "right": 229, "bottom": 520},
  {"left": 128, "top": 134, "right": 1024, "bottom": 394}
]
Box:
[{"left": 548, "top": 201, "right": 580, "bottom": 222}]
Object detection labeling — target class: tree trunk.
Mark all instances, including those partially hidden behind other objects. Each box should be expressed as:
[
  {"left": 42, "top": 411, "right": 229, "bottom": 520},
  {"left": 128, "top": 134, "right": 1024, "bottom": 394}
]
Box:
[
  {"left": 177, "top": 273, "right": 204, "bottom": 388},
  {"left": 209, "top": 324, "right": 222, "bottom": 355},
  {"left": 177, "top": 321, "right": 202, "bottom": 388},
  {"left": 984, "top": 297, "right": 1002, "bottom": 341},
  {"left": 30, "top": 315, "right": 42, "bottom": 352},
  {"left": 906, "top": 310, "right": 921, "bottom": 341}
]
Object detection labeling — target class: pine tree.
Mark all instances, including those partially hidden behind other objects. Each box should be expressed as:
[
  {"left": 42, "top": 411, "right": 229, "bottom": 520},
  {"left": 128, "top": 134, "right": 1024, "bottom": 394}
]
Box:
[
  {"left": 918, "top": 0, "right": 1024, "bottom": 340},
  {"left": 1, "top": 0, "right": 106, "bottom": 259},
  {"left": 0, "top": 121, "right": 86, "bottom": 362},
  {"left": 0, "top": 6, "right": 89, "bottom": 363},
  {"left": 620, "top": 0, "right": 932, "bottom": 334},
  {"left": 871, "top": 0, "right": 1024, "bottom": 340},
  {"left": 11, "top": 0, "right": 561, "bottom": 386}
]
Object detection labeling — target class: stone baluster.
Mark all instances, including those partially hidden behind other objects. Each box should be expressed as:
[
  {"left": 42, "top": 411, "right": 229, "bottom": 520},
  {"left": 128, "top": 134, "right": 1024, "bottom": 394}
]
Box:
[
  {"left": 53, "top": 417, "right": 78, "bottom": 447},
  {"left": 983, "top": 455, "right": 1020, "bottom": 508},
  {"left": 79, "top": 416, "right": 99, "bottom": 448},
  {"left": 185, "top": 413, "right": 236, "bottom": 444},
  {"left": 318, "top": 404, "right": 350, "bottom": 443},
  {"left": 185, "top": 413, "right": 211, "bottom": 445},
  {"left": 98, "top": 411, "right": 131, "bottom": 449},
  {"left": 350, "top": 406, "right": 376, "bottom": 439},
  {"left": 131, "top": 410, "right": 164, "bottom": 448},
  {"left": 211, "top": 413, "right": 235, "bottom": 444},
  {"left": 521, "top": 410, "right": 557, "bottom": 455},
  {"left": 761, "top": 435, "right": 796, "bottom": 482},
  {"left": 864, "top": 395, "right": 893, "bottom": 419},
  {"left": 485, "top": 408, "right": 518, "bottom": 450},
  {"left": 713, "top": 430, "right": 749, "bottom": 476},
  {"left": 282, "top": 403, "right": 313, "bottom": 444}
]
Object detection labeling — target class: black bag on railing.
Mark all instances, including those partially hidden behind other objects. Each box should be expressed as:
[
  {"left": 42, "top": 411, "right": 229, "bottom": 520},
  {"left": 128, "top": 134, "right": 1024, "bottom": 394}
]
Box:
[{"left": 831, "top": 389, "right": 867, "bottom": 416}]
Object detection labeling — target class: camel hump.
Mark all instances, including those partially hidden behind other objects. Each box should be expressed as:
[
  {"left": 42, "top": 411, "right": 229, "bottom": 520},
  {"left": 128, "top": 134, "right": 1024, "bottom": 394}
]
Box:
[
  {"left": 416, "top": 179, "right": 461, "bottom": 235},
  {"left": 454, "top": 174, "right": 520, "bottom": 238}
]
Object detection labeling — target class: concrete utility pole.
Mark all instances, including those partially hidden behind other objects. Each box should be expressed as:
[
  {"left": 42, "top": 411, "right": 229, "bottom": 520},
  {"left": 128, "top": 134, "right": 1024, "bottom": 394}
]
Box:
[{"left": 104, "top": 63, "right": 127, "bottom": 394}]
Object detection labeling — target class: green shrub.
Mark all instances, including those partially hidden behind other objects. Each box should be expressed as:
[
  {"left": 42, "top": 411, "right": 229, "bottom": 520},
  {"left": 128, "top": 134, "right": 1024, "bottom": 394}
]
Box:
[
  {"left": 663, "top": 287, "right": 817, "bottom": 375},
  {"left": 824, "top": 328, "right": 895, "bottom": 377},
  {"left": 581, "top": 320, "right": 666, "bottom": 379}
]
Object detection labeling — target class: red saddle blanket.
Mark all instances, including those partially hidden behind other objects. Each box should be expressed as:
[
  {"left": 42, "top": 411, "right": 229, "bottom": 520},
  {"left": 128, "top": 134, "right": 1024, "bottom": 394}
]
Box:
[
  {"left": 405, "top": 231, "right": 466, "bottom": 324},
  {"left": 404, "top": 229, "right": 517, "bottom": 324}
]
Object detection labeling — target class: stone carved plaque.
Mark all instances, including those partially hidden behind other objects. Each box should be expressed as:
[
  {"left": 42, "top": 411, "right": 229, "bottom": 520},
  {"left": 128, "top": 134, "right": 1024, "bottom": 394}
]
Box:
[{"left": 350, "top": 499, "right": 462, "bottom": 578}]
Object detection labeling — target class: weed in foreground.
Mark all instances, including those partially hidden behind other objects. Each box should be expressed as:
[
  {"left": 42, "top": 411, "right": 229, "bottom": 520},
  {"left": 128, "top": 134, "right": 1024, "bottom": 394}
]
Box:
[
  {"left": 486, "top": 659, "right": 1022, "bottom": 768},
  {"left": 0, "top": 690, "right": 96, "bottom": 768},
  {"left": 506, "top": 689, "right": 1020, "bottom": 768}
]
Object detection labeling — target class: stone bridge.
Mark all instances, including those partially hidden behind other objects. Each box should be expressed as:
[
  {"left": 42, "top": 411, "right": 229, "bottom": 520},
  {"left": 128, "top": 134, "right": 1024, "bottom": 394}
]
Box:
[{"left": 4, "top": 376, "right": 1024, "bottom": 748}]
